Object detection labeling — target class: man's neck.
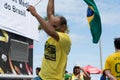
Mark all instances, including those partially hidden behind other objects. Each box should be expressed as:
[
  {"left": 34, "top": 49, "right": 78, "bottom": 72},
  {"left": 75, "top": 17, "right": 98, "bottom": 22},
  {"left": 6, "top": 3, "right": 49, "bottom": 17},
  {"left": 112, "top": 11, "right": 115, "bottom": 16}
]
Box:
[{"left": 115, "top": 49, "right": 120, "bottom": 52}]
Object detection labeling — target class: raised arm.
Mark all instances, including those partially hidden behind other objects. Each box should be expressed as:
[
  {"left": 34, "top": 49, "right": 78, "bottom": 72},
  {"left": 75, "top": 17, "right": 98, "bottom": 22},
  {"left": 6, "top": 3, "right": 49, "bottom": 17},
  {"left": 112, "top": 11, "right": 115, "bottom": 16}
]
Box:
[
  {"left": 27, "top": 5, "right": 59, "bottom": 41},
  {"left": 47, "top": 0, "right": 54, "bottom": 20},
  {"left": 80, "top": 67, "right": 91, "bottom": 80}
]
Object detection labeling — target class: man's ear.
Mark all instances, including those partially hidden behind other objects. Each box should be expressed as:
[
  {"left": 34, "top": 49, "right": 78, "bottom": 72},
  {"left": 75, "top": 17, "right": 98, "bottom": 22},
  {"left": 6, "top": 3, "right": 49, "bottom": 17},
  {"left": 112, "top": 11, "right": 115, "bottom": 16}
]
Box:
[{"left": 63, "top": 24, "right": 67, "bottom": 32}]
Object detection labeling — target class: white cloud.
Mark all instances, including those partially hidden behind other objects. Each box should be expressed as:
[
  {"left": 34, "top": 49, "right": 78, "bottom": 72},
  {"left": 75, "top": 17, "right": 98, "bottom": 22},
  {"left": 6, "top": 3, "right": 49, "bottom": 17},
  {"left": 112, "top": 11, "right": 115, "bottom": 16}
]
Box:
[
  {"left": 69, "top": 33, "right": 86, "bottom": 44},
  {"left": 97, "top": 1, "right": 120, "bottom": 26}
]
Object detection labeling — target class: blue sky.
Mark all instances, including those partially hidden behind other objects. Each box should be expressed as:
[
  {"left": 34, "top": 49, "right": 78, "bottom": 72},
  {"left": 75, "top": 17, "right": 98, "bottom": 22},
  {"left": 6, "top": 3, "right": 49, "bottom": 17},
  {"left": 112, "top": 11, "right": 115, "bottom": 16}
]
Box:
[{"left": 33, "top": 0, "right": 120, "bottom": 75}]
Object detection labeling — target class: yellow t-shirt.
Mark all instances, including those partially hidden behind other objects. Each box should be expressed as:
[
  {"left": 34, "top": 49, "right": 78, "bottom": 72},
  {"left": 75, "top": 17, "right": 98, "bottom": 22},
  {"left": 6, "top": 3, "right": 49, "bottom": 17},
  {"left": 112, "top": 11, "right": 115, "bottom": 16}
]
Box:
[
  {"left": 71, "top": 74, "right": 84, "bottom": 80},
  {"left": 39, "top": 32, "right": 71, "bottom": 80},
  {"left": 104, "top": 52, "right": 120, "bottom": 79}
]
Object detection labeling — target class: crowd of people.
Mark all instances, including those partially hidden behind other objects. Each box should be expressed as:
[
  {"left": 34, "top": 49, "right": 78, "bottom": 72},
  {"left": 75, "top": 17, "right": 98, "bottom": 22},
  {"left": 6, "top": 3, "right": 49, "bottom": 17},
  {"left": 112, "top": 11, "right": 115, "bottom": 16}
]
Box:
[
  {"left": 33, "top": 65, "right": 91, "bottom": 80},
  {"left": 27, "top": 0, "right": 120, "bottom": 79},
  {"left": 64, "top": 65, "right": 91, "bottom": 80}
]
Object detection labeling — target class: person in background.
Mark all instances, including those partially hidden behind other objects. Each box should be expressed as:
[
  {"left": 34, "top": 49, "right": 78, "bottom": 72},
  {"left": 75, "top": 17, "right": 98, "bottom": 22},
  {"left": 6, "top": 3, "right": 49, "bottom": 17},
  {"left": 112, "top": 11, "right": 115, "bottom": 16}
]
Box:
[
  {"left": 104, "top": 38, "right": 120, "bottom": 80},
  {"left": 27, "top": 0, "right": 71, "bottom": 79},
  {"left": 32, "top": 67, "right": 41, "bottom": 80},
  {"left": 64, "top": 70, "right": 72, "bottom": 80},
  {"left": 100, "top": 71, "right": 107, "bottom": 80},
  {"left": 36, "top": 67, "right": 41, "bottom": 76},
  {"left": 84, "top": 71, "right": 91, "bottom": 80},
  {"left": 70, "top": 65, "right": 91, "bottom": 80}
]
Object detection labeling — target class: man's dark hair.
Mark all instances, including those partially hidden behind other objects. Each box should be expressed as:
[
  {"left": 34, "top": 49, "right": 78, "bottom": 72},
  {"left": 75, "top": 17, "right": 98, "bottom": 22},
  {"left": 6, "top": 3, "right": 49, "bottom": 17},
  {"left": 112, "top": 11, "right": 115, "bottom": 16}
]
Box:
[
  {"left": 73, "top": 66, "right": 80, "bottom": 74},
  {"left": 65, "top": 70, "right": 68, "bottom": 74},
  {"left": 114, "top": 38, "right": 120, "bottom": 49},
  {"left": 60, "top": 16, "right": 67, "bottom": 26},
  {"left": 36, "top": 67, "right": 41, "bottom": 71}
]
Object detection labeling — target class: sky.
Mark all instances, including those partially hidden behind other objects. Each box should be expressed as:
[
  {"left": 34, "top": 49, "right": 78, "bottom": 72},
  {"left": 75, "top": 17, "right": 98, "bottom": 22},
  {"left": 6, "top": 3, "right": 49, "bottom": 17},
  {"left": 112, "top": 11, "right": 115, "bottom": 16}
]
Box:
[{"left": 33, "top": 0, "right": 120, "bottom": 76}]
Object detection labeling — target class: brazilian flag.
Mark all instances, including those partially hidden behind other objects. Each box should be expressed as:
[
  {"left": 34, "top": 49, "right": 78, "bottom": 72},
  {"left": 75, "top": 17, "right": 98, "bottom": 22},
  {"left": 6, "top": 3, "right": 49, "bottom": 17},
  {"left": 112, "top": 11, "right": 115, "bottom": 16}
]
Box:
[{"left": 84, "top": 0, "right": 102, "bottom": 43}]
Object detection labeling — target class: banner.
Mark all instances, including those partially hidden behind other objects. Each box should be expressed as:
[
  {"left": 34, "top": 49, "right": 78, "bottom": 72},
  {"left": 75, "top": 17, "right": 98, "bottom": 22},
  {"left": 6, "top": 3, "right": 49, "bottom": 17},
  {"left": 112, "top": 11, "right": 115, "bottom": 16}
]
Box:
[{"left": 0, "top": 0, "right": 39, "bottom": 41}]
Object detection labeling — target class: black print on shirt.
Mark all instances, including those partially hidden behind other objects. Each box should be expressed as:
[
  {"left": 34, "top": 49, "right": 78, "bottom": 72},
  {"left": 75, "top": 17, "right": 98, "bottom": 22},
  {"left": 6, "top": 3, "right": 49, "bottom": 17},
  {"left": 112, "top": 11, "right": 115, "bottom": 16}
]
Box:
[{"left": 44, "top": 41, "right": 56, "bottom": 61}]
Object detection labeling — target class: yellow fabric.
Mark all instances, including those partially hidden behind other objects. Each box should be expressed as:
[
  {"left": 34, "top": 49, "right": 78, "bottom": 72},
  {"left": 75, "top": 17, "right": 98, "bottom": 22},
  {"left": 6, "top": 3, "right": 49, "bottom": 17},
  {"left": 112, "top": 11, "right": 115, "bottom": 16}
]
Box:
[
  {"left": 71, "top": 74, "right": 84, "bottom": 80},
  {"left": 104, "top": 52, "right": 120, "bottom": 79},
  {"left": 39, "top": 32, "right": 71, "bottom": 80},
  {"left": 0, "top": 30, "right": 9, "bottom": 43},
  {"left": 0, "top": 67, "right": 4, "bottom": 74}
]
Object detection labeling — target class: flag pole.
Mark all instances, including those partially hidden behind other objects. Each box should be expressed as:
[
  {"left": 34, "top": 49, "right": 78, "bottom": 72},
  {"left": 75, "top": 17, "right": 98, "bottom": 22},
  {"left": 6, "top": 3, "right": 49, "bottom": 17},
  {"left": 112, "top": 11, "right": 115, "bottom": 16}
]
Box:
[{"left": 99, "top": 39, "right": 103, "bottom": 70}]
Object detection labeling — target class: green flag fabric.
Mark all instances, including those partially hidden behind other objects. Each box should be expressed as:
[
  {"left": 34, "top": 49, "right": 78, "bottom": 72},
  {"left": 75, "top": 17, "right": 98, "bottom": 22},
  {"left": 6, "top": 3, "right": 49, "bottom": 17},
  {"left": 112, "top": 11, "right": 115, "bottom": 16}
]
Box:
[{"left": 84, "top": 0, "right": 102, "bottom": 43}]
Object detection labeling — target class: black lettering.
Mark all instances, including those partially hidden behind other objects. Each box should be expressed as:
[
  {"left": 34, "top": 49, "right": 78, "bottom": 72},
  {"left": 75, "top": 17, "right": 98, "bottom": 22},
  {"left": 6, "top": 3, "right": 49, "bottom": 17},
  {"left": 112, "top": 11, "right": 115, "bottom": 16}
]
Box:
[
  {"left": 12, "top": 5, "right": 16, "bottom": 12},
  {"left": 4, "top": 3, "right": 8, "bottom": 9},
  {"left": 12, "top": 0, "right": 17, "bottom": 3},
  {"left": 12, "top": 5, "right": 26, "bottom": 16},
  {"left": 4, "top": 3, "right": 11, "bottom": 10},
  {"left": 19, "top": 0, "right": 23, "bottom": 5},
  {"left": 18, "top": 0, "right": 29, "bottom": 8}
]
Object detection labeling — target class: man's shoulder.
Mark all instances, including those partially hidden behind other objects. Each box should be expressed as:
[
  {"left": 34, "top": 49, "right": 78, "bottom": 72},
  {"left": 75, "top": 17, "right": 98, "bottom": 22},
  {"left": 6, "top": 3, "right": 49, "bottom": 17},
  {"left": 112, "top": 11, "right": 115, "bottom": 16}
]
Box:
[
  {"left": 57, "top": 32, "right": 69, "bottom": 38},
  {"left": 34, "top": 76, "right": 40, "bottom": 80},
  {"left": 108, "top": 52, "right": 120, "bottom": 57}
]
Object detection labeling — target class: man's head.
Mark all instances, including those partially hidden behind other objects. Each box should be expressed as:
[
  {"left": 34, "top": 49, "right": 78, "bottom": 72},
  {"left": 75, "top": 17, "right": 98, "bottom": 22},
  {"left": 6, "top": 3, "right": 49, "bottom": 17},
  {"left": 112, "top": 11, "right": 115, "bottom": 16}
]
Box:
[
  {"left": 65, "top": 70, "right": 68, "bottom": 74},
  {"left": 36, "top": 67, "right": 41, "bottom": 75},
  {"left": 49, "top": 16, "right": 67, "bottom": 32},
  {"left": 73, "top": 65, "right": 80, "bottom": 75},
  {"left": 114, "top": 38, "right": 120, "bottom": 49}
]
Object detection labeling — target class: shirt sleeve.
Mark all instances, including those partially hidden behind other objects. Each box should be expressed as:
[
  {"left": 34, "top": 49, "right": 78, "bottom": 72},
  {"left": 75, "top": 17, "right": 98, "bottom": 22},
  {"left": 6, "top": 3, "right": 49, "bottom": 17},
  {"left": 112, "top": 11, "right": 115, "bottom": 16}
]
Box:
[
  {"left": 57, "top": 32, "right": 71, "bottom": 55},
  {"left": 104, "top": 55, "right": 111, "bottom": 70}
]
